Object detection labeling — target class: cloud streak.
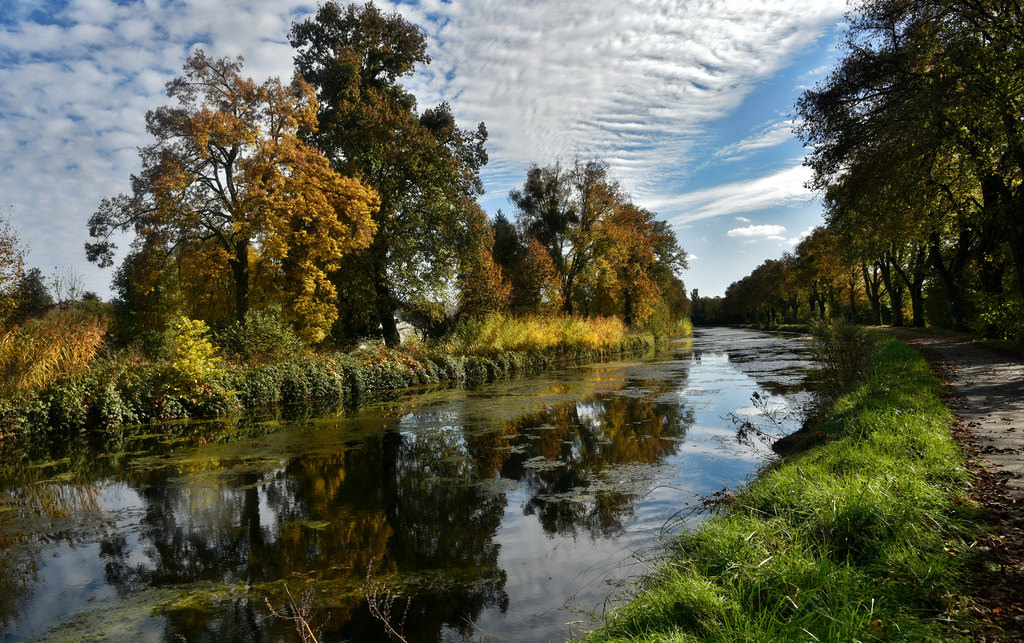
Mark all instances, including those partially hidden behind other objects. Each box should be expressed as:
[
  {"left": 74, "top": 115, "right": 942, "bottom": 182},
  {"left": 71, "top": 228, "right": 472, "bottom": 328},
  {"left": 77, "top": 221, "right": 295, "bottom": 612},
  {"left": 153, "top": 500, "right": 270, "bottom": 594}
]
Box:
[
  {"left": 0, "top": 0, "right": 845, "bottom": 296},
  {"left": 653, "top": 163, "right": 817, "bottom": 225}
]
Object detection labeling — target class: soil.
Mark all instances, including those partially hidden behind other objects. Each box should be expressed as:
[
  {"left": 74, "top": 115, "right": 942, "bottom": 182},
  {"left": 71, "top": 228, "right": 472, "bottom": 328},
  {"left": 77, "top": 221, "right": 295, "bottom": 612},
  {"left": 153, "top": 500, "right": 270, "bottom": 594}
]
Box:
[{"left": 886, "top": 330, "right": 1024, "bottom": 641}]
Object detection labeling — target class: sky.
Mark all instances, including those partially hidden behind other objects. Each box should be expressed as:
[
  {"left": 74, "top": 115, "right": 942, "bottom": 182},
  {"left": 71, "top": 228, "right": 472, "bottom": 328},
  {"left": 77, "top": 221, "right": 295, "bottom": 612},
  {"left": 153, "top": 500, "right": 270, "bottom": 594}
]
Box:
[{"left": 0, "top": 0, "right": 850, "bottom": 301}]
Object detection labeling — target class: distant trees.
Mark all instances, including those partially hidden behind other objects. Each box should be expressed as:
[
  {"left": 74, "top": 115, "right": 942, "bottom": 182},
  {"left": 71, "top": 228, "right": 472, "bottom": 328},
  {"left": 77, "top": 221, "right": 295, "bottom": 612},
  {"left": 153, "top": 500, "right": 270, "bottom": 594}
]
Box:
[
  {"left": 86, "top": 50, "right": 378, "bottom": 342},
  {"left": 700, "top": 0, "right": 1024, "bottom": 339}
]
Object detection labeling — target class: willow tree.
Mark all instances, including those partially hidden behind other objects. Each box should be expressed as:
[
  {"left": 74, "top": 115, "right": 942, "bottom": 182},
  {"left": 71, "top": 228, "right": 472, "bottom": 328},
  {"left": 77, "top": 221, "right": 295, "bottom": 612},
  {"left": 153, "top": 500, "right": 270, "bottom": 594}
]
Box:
[
  {"left": 86, "top": 51, "right": 378, "bottom": 342},
  {"left": 509, "top": 159, "right": 618, "bottom": 314},
  {"left": 290, "top": 2, "right": 488, "bottom": 346}
]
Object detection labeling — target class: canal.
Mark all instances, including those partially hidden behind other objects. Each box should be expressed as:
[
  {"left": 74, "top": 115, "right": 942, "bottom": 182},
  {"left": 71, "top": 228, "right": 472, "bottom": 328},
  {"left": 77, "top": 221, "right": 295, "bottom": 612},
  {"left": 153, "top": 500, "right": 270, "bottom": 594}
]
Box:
[{"left": 0, "top": 327, "right": 817, "bottom": 642}]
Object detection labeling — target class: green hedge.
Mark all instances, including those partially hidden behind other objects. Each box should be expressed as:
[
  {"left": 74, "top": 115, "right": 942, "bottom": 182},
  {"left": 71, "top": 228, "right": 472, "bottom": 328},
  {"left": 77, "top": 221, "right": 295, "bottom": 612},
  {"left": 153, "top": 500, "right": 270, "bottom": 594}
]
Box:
[{"left": 1, "top": 336, "right": 657, "bottom": 439}]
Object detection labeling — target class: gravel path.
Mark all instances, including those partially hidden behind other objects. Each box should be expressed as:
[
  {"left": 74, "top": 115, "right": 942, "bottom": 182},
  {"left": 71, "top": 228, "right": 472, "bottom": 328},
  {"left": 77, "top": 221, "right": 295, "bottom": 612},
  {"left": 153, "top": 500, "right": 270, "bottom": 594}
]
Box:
[{"left": 887, "top": 330, "right": 1024, "bottom": 640}]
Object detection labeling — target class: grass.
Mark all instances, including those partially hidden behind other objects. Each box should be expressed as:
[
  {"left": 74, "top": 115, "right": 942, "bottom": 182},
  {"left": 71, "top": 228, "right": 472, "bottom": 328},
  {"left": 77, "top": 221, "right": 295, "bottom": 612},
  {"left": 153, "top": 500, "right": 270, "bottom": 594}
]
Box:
[
  {"left": 588, "top": 333, "right": 979, "bottom": 642},
  {"left": 442, "top": 314, "right": 634, "bottom": 355}
]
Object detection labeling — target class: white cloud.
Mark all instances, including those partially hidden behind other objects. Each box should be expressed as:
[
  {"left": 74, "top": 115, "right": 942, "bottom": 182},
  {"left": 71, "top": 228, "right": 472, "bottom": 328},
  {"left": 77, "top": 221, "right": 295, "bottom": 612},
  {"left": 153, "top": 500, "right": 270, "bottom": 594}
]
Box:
[
  {"left": 654, "top": 163, "right": 816, "bottom": 225},
  {"left": 0, "top": 0, "right": 846, "bottom": 297},
  {"left": 714, "top": 120, "right": 796, "bottom": 161},
  {"left": 786, "top": 226, "right": 816, "bottom": 246},
  {"left": 736, "top": 216, "right": 752, "bottom": 223},
  {"left": 727, "top": 224, "right": 787, "bottom": 241}
]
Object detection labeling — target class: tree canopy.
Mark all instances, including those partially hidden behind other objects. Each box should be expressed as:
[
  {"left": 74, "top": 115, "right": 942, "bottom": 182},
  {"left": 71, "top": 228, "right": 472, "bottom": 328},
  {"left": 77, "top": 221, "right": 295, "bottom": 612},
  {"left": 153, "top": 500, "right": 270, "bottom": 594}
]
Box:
[
  {"left": 503, "top": 159, "right": 687, "bottom": 324},
  {"left": 86, "top": 50, "right": 378, "bottom": 342},
  {"left": 290, "top": 1, "right": 488, "bottom": 346},
  {"left": 699, "top": 0, "right": 1024, "bottom": 339}
]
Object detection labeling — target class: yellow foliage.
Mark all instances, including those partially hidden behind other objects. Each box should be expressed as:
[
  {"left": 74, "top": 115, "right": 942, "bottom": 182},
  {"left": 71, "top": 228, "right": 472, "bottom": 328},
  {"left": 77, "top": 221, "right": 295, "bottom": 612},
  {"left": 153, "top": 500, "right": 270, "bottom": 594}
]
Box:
[
  {"left": 446, "top": 314, "right": 627, "bottom": 355},
  {"left": 0, "top": 310, "right": 106, "bottom": 399}
]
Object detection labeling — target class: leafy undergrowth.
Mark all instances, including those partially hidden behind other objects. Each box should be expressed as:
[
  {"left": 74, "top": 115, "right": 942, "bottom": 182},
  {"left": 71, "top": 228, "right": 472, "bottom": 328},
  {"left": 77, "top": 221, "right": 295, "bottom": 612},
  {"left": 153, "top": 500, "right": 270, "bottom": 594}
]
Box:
[
  {"left": 589, "top": 334, "right": 980, "bottom": 642},
  {"left": 1, "top": 314, "right": 680, "bottom": 439}
]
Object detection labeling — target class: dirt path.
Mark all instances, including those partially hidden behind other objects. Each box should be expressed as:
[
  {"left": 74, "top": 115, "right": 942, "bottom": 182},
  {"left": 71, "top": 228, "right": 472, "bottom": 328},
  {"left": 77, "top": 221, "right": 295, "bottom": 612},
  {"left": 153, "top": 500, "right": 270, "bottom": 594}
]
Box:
[{"left": 886, "top": 330, "right": 1024, "bottom": 640}]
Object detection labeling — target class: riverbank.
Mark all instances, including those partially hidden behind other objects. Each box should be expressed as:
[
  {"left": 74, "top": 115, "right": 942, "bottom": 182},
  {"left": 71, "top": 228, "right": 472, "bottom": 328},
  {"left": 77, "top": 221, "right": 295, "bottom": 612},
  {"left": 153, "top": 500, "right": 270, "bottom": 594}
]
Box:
[
  {"left": 588, "top": 332, "right": 981, "bottom": 641},
  {"left": 885, "top": 329, "right": 1024, "bottom": 640},
  {"left": 0, "top": 316, "right": 686, "bottom": 441}
]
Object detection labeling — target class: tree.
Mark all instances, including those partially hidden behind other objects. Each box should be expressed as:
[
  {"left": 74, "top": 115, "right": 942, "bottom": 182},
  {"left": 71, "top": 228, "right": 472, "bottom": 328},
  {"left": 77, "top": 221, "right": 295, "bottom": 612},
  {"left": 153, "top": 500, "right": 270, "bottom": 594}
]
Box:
[
  {"left": 0, "top": 210, "right": 26, "bottom": 324},
  {"left": 510, "top": 159, "right": 616, "bottom": 314},
  {"left": 290, "top": 2, "right": 488, "bottom": 346},
  {"left": 797, "top": 0, "right": 1024, "bottom": 332},
  {"left": 596, "top": 203, "right": 687, "bottom": 325},
  {"left": 86, "top": 50, "right": 378, "bottom": 342},
  {"left": 457, "top": 203, "right": 511, "bottom": 319}
]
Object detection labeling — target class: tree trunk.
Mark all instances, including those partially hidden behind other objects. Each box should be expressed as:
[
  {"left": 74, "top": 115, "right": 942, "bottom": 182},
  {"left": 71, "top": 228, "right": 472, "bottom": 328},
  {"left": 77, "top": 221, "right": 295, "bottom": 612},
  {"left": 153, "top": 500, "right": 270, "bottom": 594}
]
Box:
[
  {"left": 561, "top": 275, "right": 575, "bottom": 315},
  {"left": 861, "top": 262, "right": 883, "bottom": 325},
  {"left": 928, "top": 229, "right": 971, "bottom": 332},
  {"left": 879, "top": 255, "right": 903, "bottom": 326},
  {"left": 1009, "top": 193, "right": 1024, "bottom": 306},
  {"left": 373, "top": 263, "right": 401, "bottom": 347},
  {"left": 230, "top": 238, "right": 250, "bottom": 324}
]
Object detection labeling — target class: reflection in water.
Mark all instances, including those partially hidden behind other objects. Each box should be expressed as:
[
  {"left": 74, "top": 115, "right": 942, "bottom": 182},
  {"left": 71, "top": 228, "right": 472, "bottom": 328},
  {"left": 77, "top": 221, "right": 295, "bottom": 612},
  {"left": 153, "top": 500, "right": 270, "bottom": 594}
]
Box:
[{"left": 0, "top": 328, "right": 814, "bottom": 641}]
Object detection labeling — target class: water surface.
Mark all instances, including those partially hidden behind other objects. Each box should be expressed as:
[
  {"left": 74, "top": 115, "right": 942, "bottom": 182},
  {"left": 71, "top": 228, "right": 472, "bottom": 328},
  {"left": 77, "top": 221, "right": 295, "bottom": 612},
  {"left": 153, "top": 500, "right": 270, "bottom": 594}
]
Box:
[{"left": 0, "top": 327, "right": 815, "bottom": 642}]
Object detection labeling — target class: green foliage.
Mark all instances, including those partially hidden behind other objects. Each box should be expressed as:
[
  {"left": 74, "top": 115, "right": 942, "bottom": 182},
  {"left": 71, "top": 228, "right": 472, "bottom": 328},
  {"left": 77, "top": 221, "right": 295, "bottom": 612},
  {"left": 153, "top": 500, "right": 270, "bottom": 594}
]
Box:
[
  {"left": 589, "top": 335, "right": 976, "bottom": 642},
  {"left": 809, "top": 318, "right": 876, "bottom": 389},
  {"left": 217, "top": 308, "right": 307, "bottom": 366},
  {"left": 290, "top": 2, "right": 488, "bottom": 346},
  {"left": 0, "top": 311, "right": 668, "bottom": 439}
]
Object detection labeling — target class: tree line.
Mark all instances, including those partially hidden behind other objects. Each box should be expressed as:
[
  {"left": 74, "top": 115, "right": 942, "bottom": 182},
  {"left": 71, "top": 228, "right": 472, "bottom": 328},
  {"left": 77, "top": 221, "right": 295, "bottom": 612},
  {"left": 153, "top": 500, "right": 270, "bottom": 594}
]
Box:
[
  {"left": 74, "top": 1, "right": 687, "bottom": 351},
  {"left": 694, "top": 0, "right": 1024, "bottom": 340}
]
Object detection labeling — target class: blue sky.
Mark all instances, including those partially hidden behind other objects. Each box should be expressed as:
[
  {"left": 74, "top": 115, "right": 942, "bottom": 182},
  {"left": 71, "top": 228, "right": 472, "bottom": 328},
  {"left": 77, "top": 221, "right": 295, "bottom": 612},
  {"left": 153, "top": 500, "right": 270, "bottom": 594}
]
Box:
[{"left": 0, "top": 0, "right": 848, "bottom": 300}]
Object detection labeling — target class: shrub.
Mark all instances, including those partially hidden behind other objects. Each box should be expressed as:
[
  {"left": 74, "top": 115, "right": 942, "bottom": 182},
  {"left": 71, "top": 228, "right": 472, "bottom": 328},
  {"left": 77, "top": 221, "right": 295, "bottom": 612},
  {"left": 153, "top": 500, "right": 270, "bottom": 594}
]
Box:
[
  {"left": 217, "top": 308, "right": 307, "bottom": 366},
  {"left": 809, "top": 319, "right": 875, "bottom": 388},
  {"left": 167, "top": 317, "right": 223, "bottom": 392}
]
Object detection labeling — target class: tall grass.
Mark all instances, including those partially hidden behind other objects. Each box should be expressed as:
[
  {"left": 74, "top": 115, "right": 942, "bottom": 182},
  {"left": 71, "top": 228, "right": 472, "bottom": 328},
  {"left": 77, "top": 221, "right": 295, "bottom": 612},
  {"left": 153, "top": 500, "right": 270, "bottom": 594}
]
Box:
[
  {"left": 443, "top": 314, "right": 631, "bottom": 355},
  {"left": 809, "top": 318, "right": 876, "bottom": 389},
  {"left": 589, "top": 334, "right": 978, "bottom": 642},
  {"left": 0, "top": 309, "right": 106, "bottom": 400}
]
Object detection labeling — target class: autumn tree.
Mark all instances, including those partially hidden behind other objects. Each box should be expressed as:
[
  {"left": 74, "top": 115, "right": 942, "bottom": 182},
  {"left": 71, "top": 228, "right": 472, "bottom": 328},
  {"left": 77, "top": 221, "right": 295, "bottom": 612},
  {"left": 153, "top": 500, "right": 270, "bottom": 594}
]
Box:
[
  {"left": 86, "top": 50, "right": 378, "bottom": 342},
  {"left": 290, "top": 2, "right": 488, "bottom": 346},
  {"left": 0, "top": 211, "right": 26, "bottom": 324},
  {"left": 595, "top": 203, "right": 687, "bottom": 325},
  {"left": 457, "top": 202, "right": 511, "bottom": 319}
]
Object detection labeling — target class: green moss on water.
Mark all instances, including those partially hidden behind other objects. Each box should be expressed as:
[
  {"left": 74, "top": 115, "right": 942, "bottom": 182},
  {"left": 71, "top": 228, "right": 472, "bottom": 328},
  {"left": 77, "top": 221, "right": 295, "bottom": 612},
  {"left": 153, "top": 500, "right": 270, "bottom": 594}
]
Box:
[{"left": 588, "top": 333, "right": 980, "bottom": 642}]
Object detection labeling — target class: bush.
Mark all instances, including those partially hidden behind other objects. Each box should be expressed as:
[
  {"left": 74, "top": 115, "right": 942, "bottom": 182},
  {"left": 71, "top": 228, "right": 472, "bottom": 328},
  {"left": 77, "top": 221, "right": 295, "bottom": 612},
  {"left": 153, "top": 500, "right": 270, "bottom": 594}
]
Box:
[
  {"left": 217, "top": 308, "right": 307, "bottom": 366},
  {"left": 809, "top": 319, "right": 875, "bottom": 388}
]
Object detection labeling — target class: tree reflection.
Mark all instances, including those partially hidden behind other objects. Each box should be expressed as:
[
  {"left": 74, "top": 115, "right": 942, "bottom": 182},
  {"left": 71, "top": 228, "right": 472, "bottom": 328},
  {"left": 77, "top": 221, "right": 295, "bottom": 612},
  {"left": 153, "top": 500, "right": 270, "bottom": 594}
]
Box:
[
  {"left": 476, "top": 376, "right": 695, "bottom": 538},
  {"left": 0, "top": 357, "right": 711, "bottom": 640}
]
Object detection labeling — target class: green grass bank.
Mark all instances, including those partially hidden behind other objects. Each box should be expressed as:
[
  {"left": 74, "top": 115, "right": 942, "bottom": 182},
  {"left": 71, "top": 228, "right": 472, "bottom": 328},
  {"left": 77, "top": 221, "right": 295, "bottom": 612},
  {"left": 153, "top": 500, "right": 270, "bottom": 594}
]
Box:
[{"left": 589, "top": 332, "right": 979, "bottom": 641}]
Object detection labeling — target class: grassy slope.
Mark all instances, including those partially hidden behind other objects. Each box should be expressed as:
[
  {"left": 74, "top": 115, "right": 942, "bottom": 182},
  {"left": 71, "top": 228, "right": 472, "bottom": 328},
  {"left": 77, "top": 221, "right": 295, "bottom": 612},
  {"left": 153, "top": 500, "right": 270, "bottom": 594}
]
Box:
[{"left": 589, "top": 334, "right": 978, "bottom": 642}]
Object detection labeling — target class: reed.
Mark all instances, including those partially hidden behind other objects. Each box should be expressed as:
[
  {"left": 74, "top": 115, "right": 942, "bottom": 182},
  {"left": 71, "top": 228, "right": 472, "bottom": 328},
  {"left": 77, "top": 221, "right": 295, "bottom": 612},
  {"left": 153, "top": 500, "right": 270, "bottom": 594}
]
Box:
[
  {"left": 444, "top": 313, "right": 630, "bottom": 355},
  {"left": 0, "top": 309, "right": 106, "bottom": 399}
]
